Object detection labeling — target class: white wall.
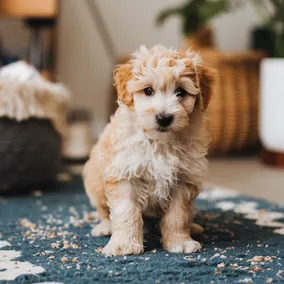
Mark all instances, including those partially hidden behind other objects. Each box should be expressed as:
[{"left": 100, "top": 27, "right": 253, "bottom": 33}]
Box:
[
  {"left": 0, "top": 18, "right": 29, "bottom": 50},
  {"left": 1, "top": 0, "right": 261, "bottom": 137},
  {"left": 212, "top": 3, "right": 260, "bottom": 51}
]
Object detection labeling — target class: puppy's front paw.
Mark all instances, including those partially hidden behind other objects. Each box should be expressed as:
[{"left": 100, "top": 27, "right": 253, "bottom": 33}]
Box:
[
  {"left": 164, "top": 239, "right": 202, "bottom": 253},
  {"left": 92, "top": 220, "right": 112, "bottom": 236},
  {"left": 102, "top": 238, "right": 144, "bottom": 256}
]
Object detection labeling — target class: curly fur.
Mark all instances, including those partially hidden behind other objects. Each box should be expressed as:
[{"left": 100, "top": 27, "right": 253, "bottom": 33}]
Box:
[{"left": 84, "top": 45, "right": 217, "bottom": 256}]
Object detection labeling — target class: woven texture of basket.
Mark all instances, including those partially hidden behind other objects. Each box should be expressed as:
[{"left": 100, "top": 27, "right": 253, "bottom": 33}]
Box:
[
  {"left": 199, "top": 50, "right": 264, "bottom": 155},
  {"left": 0, "top": 118, "right": 61, "bottom": 194}
]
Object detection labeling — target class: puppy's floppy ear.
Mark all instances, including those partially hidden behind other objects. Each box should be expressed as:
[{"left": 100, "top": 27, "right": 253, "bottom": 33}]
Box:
[
  {"left": 197, "top": 64, "right": 217, "bottom": 110},
  {"left": 114, "top": 62, "right": 133, "bottom": 107}
]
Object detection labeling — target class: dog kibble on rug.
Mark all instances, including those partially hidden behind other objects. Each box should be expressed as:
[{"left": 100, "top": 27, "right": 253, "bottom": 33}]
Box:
[{"left": 0, "top": 176, "right": 284, "bottom": 283}]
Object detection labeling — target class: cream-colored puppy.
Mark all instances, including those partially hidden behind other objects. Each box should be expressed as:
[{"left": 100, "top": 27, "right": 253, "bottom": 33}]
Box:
[{"left": 84, "top": 45, "right": 216, "bottom": 256}]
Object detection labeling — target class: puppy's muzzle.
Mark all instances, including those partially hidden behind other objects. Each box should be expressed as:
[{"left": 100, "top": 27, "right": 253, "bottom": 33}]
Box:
[{"left": 156, "top": 113, "right": 174, "bottom": 128}]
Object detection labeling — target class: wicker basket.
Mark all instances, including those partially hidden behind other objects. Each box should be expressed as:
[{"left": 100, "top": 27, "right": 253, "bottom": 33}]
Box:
[{"left": 199, "top": 49, "right": 264, "bottom": 155}]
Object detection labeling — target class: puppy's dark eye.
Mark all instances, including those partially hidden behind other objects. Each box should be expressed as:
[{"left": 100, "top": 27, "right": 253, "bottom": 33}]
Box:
[
  {"left": 175, "top": 87, "right": 187, "bottom": 98},
  {"left": 144, "top": 87, "right": 154, "bottom": 96}
]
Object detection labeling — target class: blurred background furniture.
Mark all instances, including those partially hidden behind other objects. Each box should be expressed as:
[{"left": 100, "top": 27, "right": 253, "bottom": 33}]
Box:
[
  {"left": 0, "top": 0, "right": 56, "bottom": 17},
  {"left": 0, "top": 0, "right": 58, "bottom": 80},
  {"left": 63, "top": 108, "right": 93, "bottom": 164}
]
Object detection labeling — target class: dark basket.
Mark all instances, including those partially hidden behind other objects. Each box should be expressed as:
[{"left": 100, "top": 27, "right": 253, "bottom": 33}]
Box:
[{"left": 0, "top": 117, "right": 61, "bottom": 194}]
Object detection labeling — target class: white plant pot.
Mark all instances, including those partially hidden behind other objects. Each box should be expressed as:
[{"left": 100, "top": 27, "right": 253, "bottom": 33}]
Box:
[{"left": 260, "top": 58, "right": 284, "bottom": 153}]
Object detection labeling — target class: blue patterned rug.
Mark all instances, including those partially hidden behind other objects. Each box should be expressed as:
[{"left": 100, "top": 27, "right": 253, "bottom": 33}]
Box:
[{"left": 1, "top": 175, "right": 284, "bottom": 284}]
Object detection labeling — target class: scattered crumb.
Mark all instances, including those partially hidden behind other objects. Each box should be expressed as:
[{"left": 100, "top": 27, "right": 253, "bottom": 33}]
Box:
[
  {"left": 266, "top": 278, "right": 273, "bottom": 283},
  {"left": 108, "top": 270, "right": 113, "bottom": 277},
  {"left": 63, "top": 240, "right": 71, "bottom": 249},
  {"left": 151, "top": 249, "right": 157, "bottom": 253},
  {"left": 184, "top": 256, "right": 195, "bottom": 261},
  {"left": 87, "top": 265, "right": 92, "bottom": 270},
  {"left": 95, "top": 248, "right": 102, "bottom": 254},
  {"left": 62, "top": 240, "right": 80, "bottom": 249},
  {"left": 61, "top": 257, "right": 69, "bottom": 263},
  {"left": 230, "top": 263, "right": 239, "bottom": 268},
  {"left": 19, "top": 218, "right": 36, "bottom": 229},
  {"left": 71, "top": 243, "right": 80, "bottom": 249},
  {"left": 51, "top": 242, "right": 60, "bottom": 249},
  {"left": 217, "top": 263, "right": 225, "bottom": 269},
  {"left": 247, "top": 255, "right": 273, "bottom": 266},
  {"left": 239, "top": 278, "right": 253, "bottom": 283},
  {"left": 210, "top": 253, "right": 220, "bottom": 260},
  {"left": 72, "top": 258, "right": 79, "bottom": 263},
  {"left": 32, "top": 190, "right": 43, "bottom": 197},
  {"left": 250, "top": 266, "right": 262, "bottom": 273},
  {"left": 248, "top": 256, "right": 264, "bottom": 263},
  {"left": 277, "top": 270, "right": 283, "bottom": 278},
  {"left": 264, "top": 256, "right": 273, "bottom": 263}
]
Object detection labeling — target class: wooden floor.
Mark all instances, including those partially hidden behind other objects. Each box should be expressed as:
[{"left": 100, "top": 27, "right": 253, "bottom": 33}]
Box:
[{"left": 205, "top": 157, "right": 284, "bottom": 204}]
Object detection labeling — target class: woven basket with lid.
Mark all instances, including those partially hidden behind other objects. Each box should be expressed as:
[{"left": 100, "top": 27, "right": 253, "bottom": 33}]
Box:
[{"left": 0, "top": 75, "right": 70, "bottom": 194}]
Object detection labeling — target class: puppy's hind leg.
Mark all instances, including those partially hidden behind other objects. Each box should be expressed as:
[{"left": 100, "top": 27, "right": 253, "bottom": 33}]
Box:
[
  {"left": 92, "top": 202, "right": 112, "bottom": 237},
  {"left": 83, "top": 158, "right": 112, "bottom": 237}
]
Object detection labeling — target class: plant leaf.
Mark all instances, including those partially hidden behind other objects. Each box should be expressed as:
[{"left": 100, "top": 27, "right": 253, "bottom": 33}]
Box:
[
  {"left": 156, "top": 6, "right": 183, "bottom": 26},
  {"left": 198, "top": 0, "right": 229, "bottom": 23}
]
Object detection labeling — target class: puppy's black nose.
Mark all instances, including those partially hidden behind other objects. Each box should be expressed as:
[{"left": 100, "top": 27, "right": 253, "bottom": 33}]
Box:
[{"left": 156, "top": 114, "right": 174, "bottom": 127}]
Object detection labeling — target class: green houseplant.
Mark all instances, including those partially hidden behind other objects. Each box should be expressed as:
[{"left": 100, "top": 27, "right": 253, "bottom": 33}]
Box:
[
  {"left": 156, "top": 0, "right": 234, "bottom": 48},
  {"left": 252, "top": 0, "right": 284, "bottom": 57}
]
